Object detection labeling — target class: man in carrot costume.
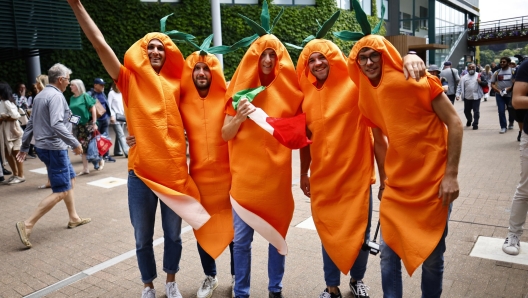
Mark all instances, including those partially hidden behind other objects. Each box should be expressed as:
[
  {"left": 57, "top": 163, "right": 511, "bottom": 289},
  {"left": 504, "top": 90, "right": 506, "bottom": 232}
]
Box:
[
  {"left": 127, "top": 37, "right": 236, "bottom": 298},
  {"left": 337, "top": 1, "right": 463, "bottom": 297},
  {"left": 293, "top": 11, "right": 426, "bottom": 298},
  {"left": 68, "top": 1, "right": 210, "bottom": 297},
  {"left": 221, "top": 2, "right": 308, "bottom": 297},
  {"left": 180, "top": 39, "right": 235, "bottom": 298}
]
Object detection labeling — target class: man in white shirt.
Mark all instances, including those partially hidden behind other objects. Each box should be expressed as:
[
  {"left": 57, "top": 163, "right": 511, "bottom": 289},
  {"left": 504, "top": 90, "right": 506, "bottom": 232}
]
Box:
[{"left": 456, "top": 63, "right": 487, "bottom": 130}]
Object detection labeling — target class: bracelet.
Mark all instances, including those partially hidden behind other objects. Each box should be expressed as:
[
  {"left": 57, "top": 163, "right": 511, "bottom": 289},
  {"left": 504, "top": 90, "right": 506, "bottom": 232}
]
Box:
[
  {"left": 300, "top": 173, "right": 308, "bottom": 176},
  {"left": 407, "top": 51, "right": 417, "bottom": 55}
]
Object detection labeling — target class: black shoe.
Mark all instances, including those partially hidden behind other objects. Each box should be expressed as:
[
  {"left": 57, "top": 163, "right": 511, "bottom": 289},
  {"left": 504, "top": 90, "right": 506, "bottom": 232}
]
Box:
[
  {"left": 518, "top": 131, "right": 522, "bottom": 142},
  {"left": 25, "top": 154, "right": 36, "bottom": 159},
  {"left": 473, "top": 126, "right": 478, "bottom": 130},
  {"left": 350, "top": 280, "right": 370, "bottom": 298},
  {"left": 3, "top": 168, "right": 12, "bottom": 175},
  {"left": 104, "top": 156, "right": 117, "bottom": 163},
  {"left": 0, "top": 176, "right": 4, "bottom": 182},
  {"left": 466, "top": 121, "right": 471, "bottom": 127},
  {"left": 269, "top": 291, "right": 284, "bottom": 298},
  {"left": 319, "top": 288, "right": 342, "bottom": 298},
  {"left": 114, "top": 153, "right": 124, "bottom": 157}
]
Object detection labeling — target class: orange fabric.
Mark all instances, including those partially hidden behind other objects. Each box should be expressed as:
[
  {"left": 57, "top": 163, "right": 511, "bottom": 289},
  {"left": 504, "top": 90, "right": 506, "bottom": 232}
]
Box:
[
  {"left": 296, "top": 39, "right": 374, "bottom": 274},
  {"left": 224, "top": 34, "right": 304, "bottom": 254},
  {"left": 117, "top": 32, "right": 209, "bottom": 229},
  {"left": 180, "top": 52, "right": 233, "bottom": 259},
  {"left": 347, "top": 35, "right": 449, "bottom": 275}
]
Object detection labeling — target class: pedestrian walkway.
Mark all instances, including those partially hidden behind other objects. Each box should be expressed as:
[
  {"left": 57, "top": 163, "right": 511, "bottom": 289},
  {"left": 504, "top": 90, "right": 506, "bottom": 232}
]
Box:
[{"left": 1, "top": 96, "right": 527, "bottom": 297}]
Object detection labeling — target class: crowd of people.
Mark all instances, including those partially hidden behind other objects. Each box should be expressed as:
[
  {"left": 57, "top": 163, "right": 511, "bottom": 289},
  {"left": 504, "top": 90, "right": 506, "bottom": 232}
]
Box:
[
  {"left": 425, "top": 57, "right": 525, "bottom": 140},
  {"left": 10, "top": 0, "right": 528, "bottom": 298}
]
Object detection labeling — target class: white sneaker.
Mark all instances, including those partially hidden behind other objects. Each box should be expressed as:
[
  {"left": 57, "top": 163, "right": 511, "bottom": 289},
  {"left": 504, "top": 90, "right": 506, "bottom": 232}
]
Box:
[
  {"left": 166, "top": 281, "right": 182, "bottom": 298},
  {"left": 197, "top": 275, "right": 218, "bottom": 298},
  {"left": 141, "top": 287, "right": 156, "bottom": 298},
  {"left": 9, "top": 176, "right": 25, "bottom": 184},
  {"left": 503, "top": 232, "right": 521, "bottom": 255},
  {"left": 231, "top": 275, "right": 235, "bottom": 298}
]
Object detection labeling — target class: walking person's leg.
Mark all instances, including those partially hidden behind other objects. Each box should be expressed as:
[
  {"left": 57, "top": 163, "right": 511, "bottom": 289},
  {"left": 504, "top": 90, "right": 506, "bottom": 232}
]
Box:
[
  {"left": 16, "top": 149, "right": 90, "bottom": 248},
  {"left": 321, "top": 245, "right": 342, "bottom": 296},
  {"left": 420, "top": 226, "right": 447, "bottom": 298},
  {"left": 472, "top": 99, "right": 481, "bottom": 129},
  {"left": 380, "top": 233, "right": 403, "bottom": 298},
  {"left": 114, "top": 122, "right": 129, "bottom": 157},
  {"left": 160, "top": 199, "right": 183, "bottom": 298},
  {"left": 111, "top": 123, "right": 122, "bottom": 156},
  {"left": 463, "top": 99, "right": 472, "bottom": 126},
  {"left": 503, "top": 132, "right": 528, "bottom": 255},
  {"left": 496, "top": 94, "right": 507, "bottom": 132},
  {"left": 350, "top": 188, "right": 373, "bottom": 297},
  {"left": 232, "top": 209, "right": 255, "bottom": 298},
  {"left": 196, "top": 242, "right": 219, "bottom": 298},
  {"left": 268, "top": 242, "right": 286, "bottom": 296},
  {"left": 128, "top": 170, "right": 159, "bottom": 291}
]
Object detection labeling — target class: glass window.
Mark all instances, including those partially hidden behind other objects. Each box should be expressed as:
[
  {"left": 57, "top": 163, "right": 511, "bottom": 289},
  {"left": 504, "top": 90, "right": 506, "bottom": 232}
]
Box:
[{"left": 376, "top": 0, "right": 388, "bottom": 20}]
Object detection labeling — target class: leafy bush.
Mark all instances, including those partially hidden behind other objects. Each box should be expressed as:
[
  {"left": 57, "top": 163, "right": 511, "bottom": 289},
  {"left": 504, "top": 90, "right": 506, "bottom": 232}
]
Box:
[{"left": 0, "top": 0, "right": 383, "bottom": 93}]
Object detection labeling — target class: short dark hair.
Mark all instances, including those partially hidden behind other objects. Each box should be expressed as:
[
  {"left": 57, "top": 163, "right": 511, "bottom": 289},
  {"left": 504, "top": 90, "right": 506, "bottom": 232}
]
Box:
[{"left": 500, "top": 57, "right": 511, "bottom": 63}]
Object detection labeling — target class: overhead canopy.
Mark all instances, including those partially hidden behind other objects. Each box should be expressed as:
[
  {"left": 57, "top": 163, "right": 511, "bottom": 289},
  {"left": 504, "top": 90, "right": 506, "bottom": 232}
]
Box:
[{"left": 0, "top": 0, "right": 81, "bottom": 61}]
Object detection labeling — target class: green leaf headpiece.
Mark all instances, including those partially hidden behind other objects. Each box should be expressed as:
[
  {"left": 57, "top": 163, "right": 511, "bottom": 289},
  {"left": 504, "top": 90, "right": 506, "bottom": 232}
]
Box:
[
  {"left": 333, "top": 0, "right": 385, "bottom": 42},
  {"left": 185, "top": 34, "right": 235, "bottom": 56},
  {"left": 228, "top": 0, "right": 285, "bottom": 51},
  {"left": 160, "top": 14, "right": 196, "bottom": 43},
  {"left": 285, "top": 10, "right": 341, "bottom": 50}
]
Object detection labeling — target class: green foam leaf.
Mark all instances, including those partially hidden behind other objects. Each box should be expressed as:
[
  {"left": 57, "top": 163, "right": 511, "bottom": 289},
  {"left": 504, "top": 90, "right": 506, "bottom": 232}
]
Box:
[
  {"left": 352, "top": 0, "right": 371, "bottom": 35},
  {"left": 232, "top": 86, "right": 266, "bottom": 110},
  {"left": 261, "top": 0, "right": 270, "bottom": 32},
  {"left": 160, "top": 13, "right": 173, "bottom": 33},
  {"left": 230, "top": 34, "right": 259, "bottom": 50},
  {"left": 372, "top": 1, "right": 385, "bottom": 34},
  {"left": 239, "top": 13, "right": 268, "bottom": 36},
  {"left": 285, "top": 42, "right": 303, "bottom": 50},
  {"left": 270, "top": 7, "right": 284, "bottom": 33},
  {"left": 332, "top": 31, "right": 365, "bottom": 41},
  {"left": 315, "top": 11, "right": 340, "bottom": 39},
  {"left": 165, "top": 30, "right": 195, "bottom": 42},
  {"left": 201, "top": 34, "right": 214, "bottom": 50},
  {"left": 208, "top": 45, "right": 234, "bottom": 55}
]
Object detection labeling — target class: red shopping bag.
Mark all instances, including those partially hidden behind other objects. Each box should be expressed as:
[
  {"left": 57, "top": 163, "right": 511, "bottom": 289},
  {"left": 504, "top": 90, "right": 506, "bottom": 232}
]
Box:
[{"left": 93, "top": 130, "right": 112, "bottom": 156}]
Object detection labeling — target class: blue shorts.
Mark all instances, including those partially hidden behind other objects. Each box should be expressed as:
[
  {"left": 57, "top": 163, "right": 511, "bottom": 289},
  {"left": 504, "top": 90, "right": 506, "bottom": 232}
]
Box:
[{"left": 35, "top": 148, "right": 76, "bottom": 193}]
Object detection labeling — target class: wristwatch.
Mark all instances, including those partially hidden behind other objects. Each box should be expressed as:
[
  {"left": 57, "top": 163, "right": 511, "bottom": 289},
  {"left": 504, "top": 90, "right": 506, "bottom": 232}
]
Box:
[{"left": 407, "top": 51, "right": 417, "bottom": 55}]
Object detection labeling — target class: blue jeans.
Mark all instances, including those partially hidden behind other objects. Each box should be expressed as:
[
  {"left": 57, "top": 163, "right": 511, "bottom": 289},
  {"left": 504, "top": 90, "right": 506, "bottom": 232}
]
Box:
[
  {"left": 111, "top": 122, "right": 129, "bottom": 156},
  {"left": 198, "top": 242, "right": 235, "bottom": 276},
  {"left": 322, "top": 187, "right": 373, "bottom": 286},
  {"left": 380, "top": 204, "right": 451, "bottom": 298},
  {"left": 496, "top": 94, "right": 515, "bottom": 129},
  {"left": 128, "top": 170, "right": 182, "bottom": 283},
  {"left": 232, "top": 209, "right": 285, "bottom": 297}
]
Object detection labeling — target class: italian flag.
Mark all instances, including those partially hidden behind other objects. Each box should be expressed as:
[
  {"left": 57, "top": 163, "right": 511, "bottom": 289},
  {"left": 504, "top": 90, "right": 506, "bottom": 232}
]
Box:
[{"left": 232, "top": 87, "right": 312, "bottom": 149}]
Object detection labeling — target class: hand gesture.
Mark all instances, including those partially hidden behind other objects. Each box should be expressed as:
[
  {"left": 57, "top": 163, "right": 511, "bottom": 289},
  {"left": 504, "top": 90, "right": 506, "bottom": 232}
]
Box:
[
  {"left": 126, "top": 135, "right": 136, "bottom": 147},
  {"left": 16, "top": 152, "right": 27, "bottom": 163},
  {"left": 234, "top": 98, "right": 256, "bottom": 123},
  {"left": 403, "top": 54, "right": 426, "bottom": 81}
]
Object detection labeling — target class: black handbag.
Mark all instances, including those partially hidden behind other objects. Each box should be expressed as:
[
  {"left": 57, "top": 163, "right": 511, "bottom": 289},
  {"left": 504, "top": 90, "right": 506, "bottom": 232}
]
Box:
[{"left": 115, "top": 113, "right": 126, "bottom": 122}]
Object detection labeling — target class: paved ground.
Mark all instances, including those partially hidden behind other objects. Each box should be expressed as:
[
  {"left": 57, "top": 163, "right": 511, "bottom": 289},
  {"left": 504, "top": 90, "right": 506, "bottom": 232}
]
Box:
[{"left": 1, "top": 96, "right": 528, "bottom": 298}]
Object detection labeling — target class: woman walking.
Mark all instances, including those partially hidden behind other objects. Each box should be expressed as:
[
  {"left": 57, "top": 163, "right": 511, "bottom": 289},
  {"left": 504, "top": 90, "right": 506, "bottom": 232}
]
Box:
[
  {"left": 481, "top": 64, "right": 493, "bottom": 102},
  {"left": 69, "top": 79, "right": 99, "bottom": 174}
]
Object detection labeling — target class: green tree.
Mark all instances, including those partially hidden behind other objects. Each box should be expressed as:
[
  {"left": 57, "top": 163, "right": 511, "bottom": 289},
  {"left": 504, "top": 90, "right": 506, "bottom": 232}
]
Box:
[
  {"left": 500, "top": 49, "right": 515, "bottom": 58},
  {"left": 479, "top": 49, "right": 495, "bottom": 66}
]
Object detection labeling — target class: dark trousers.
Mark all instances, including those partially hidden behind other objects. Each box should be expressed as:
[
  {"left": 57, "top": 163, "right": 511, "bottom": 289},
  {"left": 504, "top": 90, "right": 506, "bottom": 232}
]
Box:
[
  {"left": 197, "top": 242, "right": 235, "bottom": 276},
  {"left": 464, "top": 98, "right": 481, "bottom": 127},
  {"left": 447, "top": 94, "right": 456, "bottom": 105}
]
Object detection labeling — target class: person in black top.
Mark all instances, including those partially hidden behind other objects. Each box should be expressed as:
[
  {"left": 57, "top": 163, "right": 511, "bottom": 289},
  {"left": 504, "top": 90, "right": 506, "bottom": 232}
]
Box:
[{"left": 503, "top": 59, "right": 528, "bottom": 256}]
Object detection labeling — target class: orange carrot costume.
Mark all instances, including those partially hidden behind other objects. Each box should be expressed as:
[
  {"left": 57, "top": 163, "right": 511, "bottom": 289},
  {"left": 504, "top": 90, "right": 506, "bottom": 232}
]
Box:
[
  {"left": 116, "top": 32, "right": 209, "bottom": 229},
  {"left": 347, "top": 34, "right": 448, "bottom": 275},
  {"left": 297, "top": 38, "right": 374, "bottom": 274},
  {"left": 179, "top": 51, "right": 233, "bottom": 259},
  {"left": 225, "top": 33, "right": 304, "bottom": 255}
]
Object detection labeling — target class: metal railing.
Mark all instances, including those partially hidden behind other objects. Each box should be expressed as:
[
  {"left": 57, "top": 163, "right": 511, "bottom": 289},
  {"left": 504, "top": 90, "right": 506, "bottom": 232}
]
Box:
[{"left": 468, "top": 16, "right": 528, "bottom": 42}]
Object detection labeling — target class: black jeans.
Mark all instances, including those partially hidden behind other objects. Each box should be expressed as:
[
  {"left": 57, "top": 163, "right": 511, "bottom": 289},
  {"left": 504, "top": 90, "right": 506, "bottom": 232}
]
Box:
[
  {"left": 447, "top": 94, "right": 456, "bottom": 105},
  {"left": 464, "top": 98, "right": 481, "bottom": 127}
]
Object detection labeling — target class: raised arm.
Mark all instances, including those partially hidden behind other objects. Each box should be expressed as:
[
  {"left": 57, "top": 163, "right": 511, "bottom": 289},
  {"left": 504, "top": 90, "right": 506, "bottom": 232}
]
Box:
[
  {"left": 67, "top": 0, "right": 121, "bottom": 80},
  {"left": 431, "top": 92, "right": 463, "bottom": 206}
]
